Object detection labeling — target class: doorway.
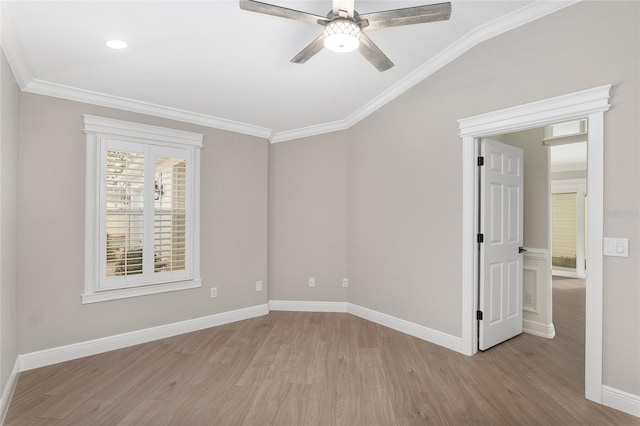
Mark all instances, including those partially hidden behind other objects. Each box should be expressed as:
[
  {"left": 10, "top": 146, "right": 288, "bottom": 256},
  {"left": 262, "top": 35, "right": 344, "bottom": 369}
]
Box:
[
  {"left": 550, "top": 140, "right": 588, "bottom": 279},
  {"left": 478, "top": 128, "right": 556, "bottom": 348},
  {"left": 458, "top": 84, "right": 611, "bottom": 403}
]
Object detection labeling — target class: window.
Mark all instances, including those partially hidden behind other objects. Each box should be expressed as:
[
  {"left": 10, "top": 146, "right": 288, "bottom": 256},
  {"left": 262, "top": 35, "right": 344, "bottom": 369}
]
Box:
[
  {"left": 83, "top": 115, "right": 202, "bottom": 303},
  {"left": 551, "top": 178, "right": 587, "bottom": 278},
  {"left": 552, "top": 192, "right": 578, "bottom": 270}
]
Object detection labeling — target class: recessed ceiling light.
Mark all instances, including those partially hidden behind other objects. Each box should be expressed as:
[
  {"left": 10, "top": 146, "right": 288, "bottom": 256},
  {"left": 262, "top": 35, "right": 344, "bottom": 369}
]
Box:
[{"left": 106, "top": 40, "right": 128, "bottom": 49}]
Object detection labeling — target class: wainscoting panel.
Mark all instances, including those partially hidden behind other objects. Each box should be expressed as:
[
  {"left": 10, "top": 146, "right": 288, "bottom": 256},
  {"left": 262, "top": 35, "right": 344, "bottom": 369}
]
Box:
[{"left": 522, "top": 248, "right": 555, "bottom": 338}]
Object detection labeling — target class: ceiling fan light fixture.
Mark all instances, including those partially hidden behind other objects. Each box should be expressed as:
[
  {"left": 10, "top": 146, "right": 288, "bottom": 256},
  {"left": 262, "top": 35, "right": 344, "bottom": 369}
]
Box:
[{"left": 324, "top": 19, "right": 361, "bottom": 53}]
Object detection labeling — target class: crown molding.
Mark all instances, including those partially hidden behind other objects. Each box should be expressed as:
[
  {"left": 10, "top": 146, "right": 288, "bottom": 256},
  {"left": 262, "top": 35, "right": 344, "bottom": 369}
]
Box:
[
  {"left": 4, "top": 1, "right": 577, "bottom": 143},
  {"left": 269, "top": 0, "right": 579, "bottom": 143},
  {"left": 347, "top": 0, "right": 580, "bottom": 127},
  {"left": 23, "top": 79, "right": 273, "bottom": 139},
  {"left": 269, "top": 119, "right": 349, "bottom": 143}
]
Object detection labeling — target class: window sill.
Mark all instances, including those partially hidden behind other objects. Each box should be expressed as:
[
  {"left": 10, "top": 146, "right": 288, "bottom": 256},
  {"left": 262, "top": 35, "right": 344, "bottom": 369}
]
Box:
[{"left": 81, "top": 279, "right": 202, "bottom": 304}]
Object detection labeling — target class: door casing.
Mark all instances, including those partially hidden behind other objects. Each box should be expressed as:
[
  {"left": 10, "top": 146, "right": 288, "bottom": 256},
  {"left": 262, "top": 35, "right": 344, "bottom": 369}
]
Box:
[{"left": 458, "top": 84, "right": 611, "bottom": 403}]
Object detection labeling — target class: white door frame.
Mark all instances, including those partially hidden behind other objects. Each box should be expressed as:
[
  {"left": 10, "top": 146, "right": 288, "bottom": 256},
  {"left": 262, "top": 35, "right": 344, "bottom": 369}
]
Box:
[{"left": 458, "top": 84, "right": 611, "bottom": 403}]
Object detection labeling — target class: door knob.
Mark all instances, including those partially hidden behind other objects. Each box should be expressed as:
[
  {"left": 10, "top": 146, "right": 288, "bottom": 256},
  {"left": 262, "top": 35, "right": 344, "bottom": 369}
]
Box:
[{"left": 519, "top": 247, "right": 527, "bottom": 253}]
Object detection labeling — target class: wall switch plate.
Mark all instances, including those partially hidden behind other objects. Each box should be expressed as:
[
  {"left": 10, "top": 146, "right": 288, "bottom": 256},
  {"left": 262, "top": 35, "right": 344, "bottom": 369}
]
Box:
[
  {"left": 211, "top": 287, "right": 217, "bottom": 298},
  {"left": 256, "top": 281, "right": 263, "bottom": 291},
  {"left": 604, "top": 237, "right": 629, "bottom": 257},
  {"left": 342, "top": 278, "right": 349, "bottom": 288},
  {"left": 308, "top": 277, "right": 316, "bottom": 287}
]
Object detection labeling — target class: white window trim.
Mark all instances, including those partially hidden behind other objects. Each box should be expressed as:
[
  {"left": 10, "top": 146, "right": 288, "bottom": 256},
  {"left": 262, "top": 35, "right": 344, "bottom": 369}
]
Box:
[{"left": 83, "top": 115, "right": 203, "bottom": 304}]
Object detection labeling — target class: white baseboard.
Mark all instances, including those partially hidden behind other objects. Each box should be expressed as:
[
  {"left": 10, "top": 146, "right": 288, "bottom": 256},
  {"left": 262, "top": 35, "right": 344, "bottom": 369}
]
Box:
[
  {"left": 16, "top": 299, "right": 463, "bottom": 374},
  {"left": 523, "top": 319, "right": 556, "bottom": 339},
  {"left": 602, "top": 385, "right": 640, "bottom": 418},
  {"left": 269, "top": 301, "right": 464, "bottom": 354},
  {"left": 0, "top": 359, "right": 20, "bottom": 424},
  {"left": 18, "top": 304, "right": 269, "bottom": 372},
  {"left": 347, "top": 303, "right": 464, "bottom": 354},
  {"left": 269, "top": 300, "right": 348, "bottom": 312}
]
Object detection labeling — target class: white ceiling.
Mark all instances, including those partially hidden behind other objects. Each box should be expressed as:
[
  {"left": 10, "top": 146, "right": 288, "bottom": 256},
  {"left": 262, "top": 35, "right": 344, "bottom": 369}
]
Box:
[{"left": 1, "top": 1, "right": 575, "bottom": 141}]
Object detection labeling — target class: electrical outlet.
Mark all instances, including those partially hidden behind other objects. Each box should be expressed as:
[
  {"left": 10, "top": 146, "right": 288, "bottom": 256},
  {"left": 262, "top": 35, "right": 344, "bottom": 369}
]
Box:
[
  {"left": 308, "top": 277, "right": 316, "bottom": 287},
  {"left": 256, "top": 280, "right": 263, "bottom": 291},
  {"left": 210, "top": 287, "right": 217, "bottom": 298},
  {"left": 342, "top": 278, "right": 349, "bottom": 288}
]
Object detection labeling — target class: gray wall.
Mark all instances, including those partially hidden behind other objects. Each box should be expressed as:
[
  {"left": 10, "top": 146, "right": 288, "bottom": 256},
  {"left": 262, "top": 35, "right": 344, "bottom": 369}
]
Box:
[
  {"left": 18, "top": 93, "right": 269, "bottom": 353},
  {"left": 268, "top": 132, "right": 349, "bottom": 302},
  {"left": 551, "top": 170, "right": 587, "bottom": 181},
  {"left": 503, "top": 128, "right": 549, "bottom": 250},
  {"left": 1, "top": 49, "right": 20, "bottom": 394},
  {"left": 346, "top": 1, "right": 639, "bottom": 394}
]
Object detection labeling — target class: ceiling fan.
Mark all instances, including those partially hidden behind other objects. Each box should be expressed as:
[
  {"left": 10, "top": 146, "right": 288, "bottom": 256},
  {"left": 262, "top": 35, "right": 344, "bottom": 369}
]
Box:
[{"left": 239, "top": 0, "right": 451, "bottom": 72}]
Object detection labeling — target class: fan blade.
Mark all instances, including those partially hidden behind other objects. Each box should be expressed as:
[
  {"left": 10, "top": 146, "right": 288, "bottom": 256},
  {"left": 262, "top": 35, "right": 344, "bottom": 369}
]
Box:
[
  {"left": 290, "top": 34, "right": 326, "bottom": 64},
  {"left": 240, "top": 0, "right": 327, "bottom": 26},
  {"left": 360, "top": 2, "right": 451, "bottom": 30},
  {"left": 333, "top": 0, "right": 355, "bottom": 18},
  {"left": 358, "top": 33, "right": 394, "bottom": 72}
]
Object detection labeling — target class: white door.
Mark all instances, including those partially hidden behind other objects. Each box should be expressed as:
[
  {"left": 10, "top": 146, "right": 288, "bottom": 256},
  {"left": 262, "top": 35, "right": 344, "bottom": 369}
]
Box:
[{"left": 479, "top": 138, "right": 524, "bottom": 351}]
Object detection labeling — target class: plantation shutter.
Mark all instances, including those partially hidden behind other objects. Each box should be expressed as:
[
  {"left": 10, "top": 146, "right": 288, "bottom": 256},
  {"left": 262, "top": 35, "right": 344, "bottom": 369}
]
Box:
[
  {"left": 105, "top": 148, "right": 145, "bottom": 278},
  {"left": 552, "top": 192, "right": 577, "bottom": 269},
  {"left": 100, "top": 141, "right": 191, "bottom": 290},
  {"left": 154, "top": 156, "right": 187, "bottom": 273}
]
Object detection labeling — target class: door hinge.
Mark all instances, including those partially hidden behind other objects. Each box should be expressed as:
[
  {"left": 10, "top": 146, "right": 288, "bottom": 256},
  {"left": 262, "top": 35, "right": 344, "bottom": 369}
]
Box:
[
  {"left": 477, "top": 310, "right": 483, "bottom": 321},
  {"left": 477, "top": 233, "right": 484, "bottom": 243},
  {"left": 477, "top": 156, "right": 485, "bottom": 166}
]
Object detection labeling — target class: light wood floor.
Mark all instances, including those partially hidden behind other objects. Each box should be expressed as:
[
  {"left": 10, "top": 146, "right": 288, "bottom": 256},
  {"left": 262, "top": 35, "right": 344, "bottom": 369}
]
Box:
[{"left": 6, "top": 279, "right": 639, "bottom": 425}]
